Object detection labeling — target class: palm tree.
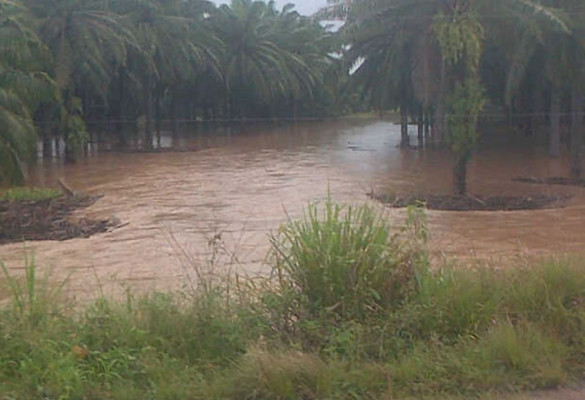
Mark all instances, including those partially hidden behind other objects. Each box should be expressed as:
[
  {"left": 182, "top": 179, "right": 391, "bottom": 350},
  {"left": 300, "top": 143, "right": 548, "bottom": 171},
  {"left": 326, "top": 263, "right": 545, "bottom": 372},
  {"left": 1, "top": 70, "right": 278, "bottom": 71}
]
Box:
[
  {"left": 212, "top": 0, "right": 326, "bottom": 119},
  {"left": 325, "top": 0, "right": 578, "bottom": 194},
  {"left": 567, "top": 1, "right": 585, "bottom": 180},
  {"left": 269, "top": 3, "right": 333, "bottom": 118},
  {"left": 24, "top": 0, "right": 134, "bottom": 159},
  {"left": 114, "top": 0, "right": 221, "bottom": 148},
  {"left": 0, "top": 0, "right": 56, "bottom": 184}
]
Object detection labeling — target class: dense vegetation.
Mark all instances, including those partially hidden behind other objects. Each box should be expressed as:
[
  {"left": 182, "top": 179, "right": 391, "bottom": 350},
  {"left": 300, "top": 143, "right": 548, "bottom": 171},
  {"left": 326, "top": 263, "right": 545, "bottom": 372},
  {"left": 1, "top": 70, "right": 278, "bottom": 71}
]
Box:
[
  {"left": 0, "top": 0, "right": 346, "bottom": 185},
  {"left": 1, "top": 0, "right": 585, "bottom": 191},
  {"left": 2, "top": 201, "right": 585, "bottom": 399}
]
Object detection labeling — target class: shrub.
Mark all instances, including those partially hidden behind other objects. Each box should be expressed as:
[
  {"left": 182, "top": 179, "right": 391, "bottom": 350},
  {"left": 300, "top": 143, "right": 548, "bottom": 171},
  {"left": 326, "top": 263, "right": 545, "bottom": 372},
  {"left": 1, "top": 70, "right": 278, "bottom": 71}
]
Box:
[{"left": 270, "top": 199, "right": 426, "bottom": 323}]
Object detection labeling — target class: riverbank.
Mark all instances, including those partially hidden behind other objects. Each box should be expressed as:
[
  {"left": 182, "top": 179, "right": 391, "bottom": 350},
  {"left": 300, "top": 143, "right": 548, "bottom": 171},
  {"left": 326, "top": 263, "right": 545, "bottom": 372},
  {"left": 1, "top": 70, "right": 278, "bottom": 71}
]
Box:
[
  {"left": 370, "top": 192, "right": 571, "bottom": 211},
  {"left": 2, "top": 200, "right": 585, "bottom": 399}
]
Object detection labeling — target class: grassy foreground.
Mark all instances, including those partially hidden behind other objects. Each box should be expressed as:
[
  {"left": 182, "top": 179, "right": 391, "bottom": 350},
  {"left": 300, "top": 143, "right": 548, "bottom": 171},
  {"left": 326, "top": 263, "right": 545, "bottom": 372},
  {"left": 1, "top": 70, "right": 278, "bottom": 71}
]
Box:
[{"left": 2, "top": 201, "right": 585, "bottom": 399}]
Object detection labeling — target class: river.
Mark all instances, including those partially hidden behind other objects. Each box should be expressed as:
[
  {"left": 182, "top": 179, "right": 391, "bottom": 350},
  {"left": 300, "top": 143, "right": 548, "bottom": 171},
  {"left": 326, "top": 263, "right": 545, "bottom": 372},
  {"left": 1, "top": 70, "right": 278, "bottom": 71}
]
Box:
[{"left": 1, "top": 119, "right": 584, "bottom": 298}]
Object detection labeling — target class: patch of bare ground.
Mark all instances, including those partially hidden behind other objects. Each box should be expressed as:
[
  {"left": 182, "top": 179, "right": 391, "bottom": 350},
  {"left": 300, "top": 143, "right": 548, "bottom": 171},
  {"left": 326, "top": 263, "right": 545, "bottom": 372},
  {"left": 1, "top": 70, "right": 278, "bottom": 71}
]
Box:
[
  {"left": 514, "top": 177, "right": 585, "bottom": 188},
  {"left": 370, "top": 192, "right": 571, "bottom": 211},
  {"left": 0, "top": 195, "right": 121, "bottom": 244}
]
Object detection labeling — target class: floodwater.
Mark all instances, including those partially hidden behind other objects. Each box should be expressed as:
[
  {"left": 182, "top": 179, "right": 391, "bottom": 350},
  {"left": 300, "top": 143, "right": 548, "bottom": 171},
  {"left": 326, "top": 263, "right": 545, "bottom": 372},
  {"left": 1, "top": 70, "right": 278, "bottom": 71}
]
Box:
[{"left": 1, "top": 119, "right": 584, "bottom": 298}]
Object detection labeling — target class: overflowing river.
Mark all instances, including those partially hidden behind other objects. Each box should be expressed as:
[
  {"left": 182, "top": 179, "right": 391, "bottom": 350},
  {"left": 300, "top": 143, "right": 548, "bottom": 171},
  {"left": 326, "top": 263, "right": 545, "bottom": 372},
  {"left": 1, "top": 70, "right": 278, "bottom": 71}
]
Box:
[{"left": 1, "top": 119, "right": 584, "bottom": 298}]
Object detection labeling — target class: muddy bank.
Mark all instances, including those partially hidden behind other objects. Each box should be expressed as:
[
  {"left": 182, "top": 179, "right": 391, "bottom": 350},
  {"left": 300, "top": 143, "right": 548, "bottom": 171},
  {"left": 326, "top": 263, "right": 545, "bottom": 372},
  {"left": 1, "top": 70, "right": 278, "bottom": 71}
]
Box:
[
  {"left": 371, "top": 192, "right": 571, "bottom": 211},
  {"left": 514, "top": 177, "right": 585, "bottom": 188},
  {"left": 0, "top": 195, "right": 119, "bottom": 244}
]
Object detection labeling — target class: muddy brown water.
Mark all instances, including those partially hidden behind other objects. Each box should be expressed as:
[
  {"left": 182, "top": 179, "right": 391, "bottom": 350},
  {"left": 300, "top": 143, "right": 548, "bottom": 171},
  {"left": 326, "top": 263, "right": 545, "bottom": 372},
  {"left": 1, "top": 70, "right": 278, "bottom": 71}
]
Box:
[{"left": 1, "top": 119, "right": 584, "bottom": 298}]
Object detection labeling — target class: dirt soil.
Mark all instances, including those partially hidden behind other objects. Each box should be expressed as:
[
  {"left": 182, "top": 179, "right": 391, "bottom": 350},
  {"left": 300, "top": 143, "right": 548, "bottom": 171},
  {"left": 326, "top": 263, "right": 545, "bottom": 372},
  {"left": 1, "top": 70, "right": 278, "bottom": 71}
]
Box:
[
  {"left": 370, "top": 193, "right": 571, "bottom": 211},
  {"left": 0, "top": 195, "right": 119, "bottom": 244},
  {"left": 514, "top": 177, "right": 585, "bottom": 187}
]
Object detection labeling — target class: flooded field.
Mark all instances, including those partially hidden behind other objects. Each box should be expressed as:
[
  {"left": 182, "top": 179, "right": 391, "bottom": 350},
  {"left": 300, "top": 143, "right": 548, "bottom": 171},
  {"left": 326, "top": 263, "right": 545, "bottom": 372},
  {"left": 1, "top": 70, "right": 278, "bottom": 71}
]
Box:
[{"left": 1, "top": 119, "right": 584, "bottom": 297}]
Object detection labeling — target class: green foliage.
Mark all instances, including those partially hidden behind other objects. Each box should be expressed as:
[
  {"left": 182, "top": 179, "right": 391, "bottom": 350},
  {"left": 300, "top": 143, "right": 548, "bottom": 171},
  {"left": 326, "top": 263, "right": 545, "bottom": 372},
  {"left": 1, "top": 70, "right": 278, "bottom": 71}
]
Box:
[
  {"left": 0, "top": 256, "right": 68, "bottom": 327},
  {"left": 0, "top": 0, "right": 55, "bottom": 185},
  {"left": 445, "top": 79, "right": 486, "bottom": 155},
  {"left": 62, "top": 112, "right": 89, "bottom": 161},
  {"left": 0, "top": 187, "right": 61, "bottom": 202},
  {"left": 207, "top": 349, "right": 390, "bottom": 399},
  {"left": 433, "top": 11, "right": 484, "bottom": 72},
  {"left": 270, "top": 199, "right": 424, "bottom": 322}
]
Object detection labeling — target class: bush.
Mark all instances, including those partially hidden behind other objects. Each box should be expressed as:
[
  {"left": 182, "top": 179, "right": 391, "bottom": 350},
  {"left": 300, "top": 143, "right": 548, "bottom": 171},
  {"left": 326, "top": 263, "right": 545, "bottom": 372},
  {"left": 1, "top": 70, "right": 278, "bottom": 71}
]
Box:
[{"left": 269, "top": 199, "right": 426, "bottom": 322}]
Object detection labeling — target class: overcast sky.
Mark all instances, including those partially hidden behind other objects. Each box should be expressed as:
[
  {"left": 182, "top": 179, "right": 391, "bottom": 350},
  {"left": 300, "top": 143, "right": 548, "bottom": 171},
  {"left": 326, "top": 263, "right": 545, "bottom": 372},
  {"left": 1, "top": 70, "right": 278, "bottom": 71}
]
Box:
[{"left": 212, "top": 0, "right": 328, "bottom": 16}]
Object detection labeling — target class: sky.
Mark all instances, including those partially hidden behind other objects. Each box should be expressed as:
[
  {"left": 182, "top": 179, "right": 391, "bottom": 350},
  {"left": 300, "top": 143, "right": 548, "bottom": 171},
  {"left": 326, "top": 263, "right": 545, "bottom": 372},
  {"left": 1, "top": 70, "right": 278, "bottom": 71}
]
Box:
[{"left": 213, "top": 0, "right": 328, "bottom": 16}]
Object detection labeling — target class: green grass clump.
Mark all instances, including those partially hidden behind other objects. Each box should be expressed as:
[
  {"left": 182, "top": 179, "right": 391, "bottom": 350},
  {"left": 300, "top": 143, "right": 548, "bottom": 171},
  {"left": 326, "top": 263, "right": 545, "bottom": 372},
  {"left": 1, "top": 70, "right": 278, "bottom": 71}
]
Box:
[
  {"left": 270, "top": 199, "right": 426, "bottom": 322},
  {"left": 0, "top": 187, "right": 62, "bottom": 202},
  {"left": 2, "top": 200, "right": 585, "bottom": 399}
]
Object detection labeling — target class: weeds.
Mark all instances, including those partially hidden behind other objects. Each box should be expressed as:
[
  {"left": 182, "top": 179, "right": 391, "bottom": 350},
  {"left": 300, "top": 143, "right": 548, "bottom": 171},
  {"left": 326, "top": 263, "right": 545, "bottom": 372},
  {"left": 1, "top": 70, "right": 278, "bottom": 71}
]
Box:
[
  {"left": 0, "top": 187, "right": 61, "bottom": 202},
  {"left": 1, "top": 200, "right": 585, "bottom": 399},
  {"left": 0, "top": 255, "right": 69, "bottom": 326},
  {"left": 270, "top": 199, "right": 425, "bottom": 322}
]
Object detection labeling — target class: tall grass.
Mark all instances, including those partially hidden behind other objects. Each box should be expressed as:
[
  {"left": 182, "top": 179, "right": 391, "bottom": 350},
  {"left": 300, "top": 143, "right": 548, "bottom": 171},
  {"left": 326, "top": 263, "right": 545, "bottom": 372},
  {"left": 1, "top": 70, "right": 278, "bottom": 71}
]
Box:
[
  {"left": 270, "top": 199, "right": 427, "bottom": 322},
  {"left": 1, "top": 200, "right": 585, "bottom": 399},
  {"left": 0, "top": 187, "right": 61, "bottom": 202},
  {"left": 0, "top": 255, "right": 69, "bottom": 325}
]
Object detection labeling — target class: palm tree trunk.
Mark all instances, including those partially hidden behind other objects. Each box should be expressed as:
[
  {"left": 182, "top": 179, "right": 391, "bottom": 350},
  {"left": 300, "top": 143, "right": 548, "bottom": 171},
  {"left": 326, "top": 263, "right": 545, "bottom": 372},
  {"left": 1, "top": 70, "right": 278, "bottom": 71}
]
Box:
[
  {"left": 145, "top": 75, "right": 154, "bottom": 150},
  {"left": 417, "top": 111, "right": 424, "bottom": 148},
  {"left": 424, "top": 112, "right": 431, "bottom": 146},
  {"left": 155, "top": 96, "right": 161, "bottom": 149},
  {"left": 293, "top": 101, "right": 299, "bottom": 122},
  {"left": 55, "top": 136, "right": 61, "bottom": 157},
  {"left": 117, "top": 70, "right": 127, "bottom": 146},
  {"left": 42, "top": 136, "right": 53, "bottom": 159},
  {"left": 570, "top": 88, "right": 583, "bottom": 181},
  {"left": 400, "top": 102, "right": 409, "bottom": 148},
  {"left": 171, "top": 96, "right": 178, "bottom": 136},
  {"left": 41, "top": 112, "right": 53, "bottom": 159},
  {"left": 549, "top": 87, "right": 561, "bottom": 158},
  {"left": 453, "top": 153, "right": 469, "bottom": 196},
  {"left": 433, "top": 61, "right": 447, "bottom": 147}
]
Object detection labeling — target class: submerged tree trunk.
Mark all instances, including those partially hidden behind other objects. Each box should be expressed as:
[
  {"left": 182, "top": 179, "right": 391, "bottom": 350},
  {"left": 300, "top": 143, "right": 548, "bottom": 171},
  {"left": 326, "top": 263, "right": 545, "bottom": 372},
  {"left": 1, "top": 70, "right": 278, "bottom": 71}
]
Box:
[
  {"left": 42, "top": 135, "right": 52, "bottom": 159},
  {"left": 453, "top": 153, "right": 469, "bottom": 196},
  {"left": 549, "top": 88, "right": 561, "bottom": 158},
  {"left": 55, "top": 136, "right": 61, "bottom": 157},
  {"left": 424, "top": 112, "right": 431, "bottom": 146},
  {"left": 144, "top": 75, "right": 154, "bottom": 150},
  {"left": 433, "top": 62, "right": 447, "bottom": 147},
  {"left": 117, "top": 70, "right": 125, "bottom": 136},
  {"left": 171, "top": 96, "right": 178, "bottom": 136},
  {"left": 155, "top": 96, "right": 161, "bottom": 149},
  {"left": 417, "top": 111, "right": 424, "bottom": 148},
  {"left": 400, "top": 103, "right": 409, "bottom": 148},
  {"left": 65, "top": 142, "right": 76, "bottom": 163},
  {"left": 570, "top": 88, "right": 583, "bottom": 181},
  {"left": 292, "top": 100, "right": 299, "bottom": 122}
]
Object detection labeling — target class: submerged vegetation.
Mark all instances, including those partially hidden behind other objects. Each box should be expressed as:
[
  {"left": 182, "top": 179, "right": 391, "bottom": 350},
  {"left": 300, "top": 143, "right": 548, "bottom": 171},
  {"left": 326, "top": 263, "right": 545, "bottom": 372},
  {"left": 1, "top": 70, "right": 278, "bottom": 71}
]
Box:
[{"left": 2, "top": 201, "right": 585, "bottom": 399}]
